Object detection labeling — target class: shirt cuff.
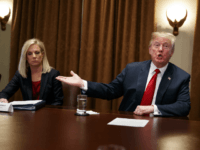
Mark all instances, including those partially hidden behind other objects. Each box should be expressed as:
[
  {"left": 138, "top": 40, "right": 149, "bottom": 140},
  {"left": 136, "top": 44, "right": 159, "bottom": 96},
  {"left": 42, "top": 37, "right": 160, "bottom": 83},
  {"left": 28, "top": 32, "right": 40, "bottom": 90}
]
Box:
[
  {"left": 80, "top": 80, "right": 88, "bottom": 91},
  {"left": 153, "top": 105, "right": 162, "bottom": 115}
]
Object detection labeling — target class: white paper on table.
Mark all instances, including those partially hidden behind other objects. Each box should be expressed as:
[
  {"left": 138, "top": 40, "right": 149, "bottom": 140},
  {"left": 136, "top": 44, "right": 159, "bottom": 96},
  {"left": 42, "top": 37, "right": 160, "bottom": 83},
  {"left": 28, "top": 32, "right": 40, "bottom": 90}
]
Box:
[
  {"left": 0, "top": 103, "right": 14, "bottom": 112},
  {"left": 107, "top": 117, "right": 149, "bottom": 127},
  {"left": 86, "top": 110, "right": 100, "bottom": 115},
  {"left": 10, "top": 100, "right": 42, "bottom": 105}
]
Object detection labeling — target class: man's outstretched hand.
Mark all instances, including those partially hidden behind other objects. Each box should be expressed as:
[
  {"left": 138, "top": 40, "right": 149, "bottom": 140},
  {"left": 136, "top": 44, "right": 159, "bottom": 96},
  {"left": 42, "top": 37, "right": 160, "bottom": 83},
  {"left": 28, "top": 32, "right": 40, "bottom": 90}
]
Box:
[{"left": 56, "top": 71, "right": 84, "bottom": 88}]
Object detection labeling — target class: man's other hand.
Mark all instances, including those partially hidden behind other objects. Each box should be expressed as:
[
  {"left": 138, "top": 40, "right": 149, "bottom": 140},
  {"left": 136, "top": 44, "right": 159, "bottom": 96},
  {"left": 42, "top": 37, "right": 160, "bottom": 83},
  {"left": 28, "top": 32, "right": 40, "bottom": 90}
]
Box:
[{"left": 133, "top": 105, "right": 154, "bottom": 115}]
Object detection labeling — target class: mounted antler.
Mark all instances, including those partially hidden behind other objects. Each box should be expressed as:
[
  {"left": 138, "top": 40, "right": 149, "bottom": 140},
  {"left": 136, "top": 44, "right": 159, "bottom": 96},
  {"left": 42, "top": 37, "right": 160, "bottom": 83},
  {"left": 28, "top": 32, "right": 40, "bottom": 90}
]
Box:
[
  {"left": 166, "top": 10, "right": 187, "bottom": 36},
  {"left": 0, "top": 8, "right": 11, "bottom": 31}
]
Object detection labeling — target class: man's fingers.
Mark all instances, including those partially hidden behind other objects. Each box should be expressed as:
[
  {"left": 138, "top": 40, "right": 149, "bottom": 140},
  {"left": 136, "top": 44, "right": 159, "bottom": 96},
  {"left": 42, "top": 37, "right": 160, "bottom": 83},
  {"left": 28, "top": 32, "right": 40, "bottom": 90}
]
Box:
[
  {"left": 133, "top": 111, "right": 142, "bottom": 116},
  {"left": 56, "top": 76, "right": 67, "bottom": 82},
  {"left": 56, "top": 76, "right": 65, "bottom": 79},
  {"left": 56, "top": 76, "right": 63, "bottom": 81},
  {"left": 134, "top": 106, "right": 144, "bottom": 115},
  {"left": 134, "top": 105, "right": 154, "bottom": 115},
  {"left": 70, "top": 70, "right": 75, "bottom": 76}
]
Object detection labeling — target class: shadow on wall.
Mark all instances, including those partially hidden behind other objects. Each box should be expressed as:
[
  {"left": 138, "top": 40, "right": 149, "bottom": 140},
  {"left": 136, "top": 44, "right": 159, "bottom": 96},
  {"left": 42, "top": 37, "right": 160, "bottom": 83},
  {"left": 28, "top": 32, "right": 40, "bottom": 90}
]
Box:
[{"left": 156, "top": 25, "right": 172, "bottom": 34}]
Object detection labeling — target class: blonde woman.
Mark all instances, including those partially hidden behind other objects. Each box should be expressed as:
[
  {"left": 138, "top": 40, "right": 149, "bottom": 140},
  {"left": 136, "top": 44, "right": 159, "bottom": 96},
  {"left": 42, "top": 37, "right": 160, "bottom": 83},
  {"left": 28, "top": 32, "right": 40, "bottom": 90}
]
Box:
[{"left": 0, "top": 38, "right": 63, "bottom": 105}]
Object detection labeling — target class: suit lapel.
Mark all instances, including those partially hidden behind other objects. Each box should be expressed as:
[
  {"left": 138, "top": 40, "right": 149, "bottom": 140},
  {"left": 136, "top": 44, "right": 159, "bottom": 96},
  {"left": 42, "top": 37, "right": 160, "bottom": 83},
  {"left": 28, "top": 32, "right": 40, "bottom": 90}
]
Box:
[
  {"left": 155, "top": 63, "right": 173, "bottom": 104},
  {"left": 135, "top": 61, "right": 151, "bottom": 105},
  {"left": 40, "top": 73, "right": 48, "bottom": 99}
]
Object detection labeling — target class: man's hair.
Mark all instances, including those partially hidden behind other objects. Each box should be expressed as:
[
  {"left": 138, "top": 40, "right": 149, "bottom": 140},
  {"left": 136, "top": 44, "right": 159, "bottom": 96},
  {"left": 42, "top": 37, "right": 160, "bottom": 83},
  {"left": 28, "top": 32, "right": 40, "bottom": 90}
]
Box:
[
  {"left": 149, "top": 32, "right": 176, "bottom": 51},
  {"left": 18, "top": 38, "right": 51, "bottom": 78}
]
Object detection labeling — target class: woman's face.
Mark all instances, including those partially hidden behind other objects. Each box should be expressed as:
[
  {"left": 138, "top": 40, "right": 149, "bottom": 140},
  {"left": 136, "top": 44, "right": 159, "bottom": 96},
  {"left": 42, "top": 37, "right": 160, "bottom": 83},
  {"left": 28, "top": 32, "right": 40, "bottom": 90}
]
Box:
[{"left": 26, "top": 44, "right": 44, "bottom": 67}]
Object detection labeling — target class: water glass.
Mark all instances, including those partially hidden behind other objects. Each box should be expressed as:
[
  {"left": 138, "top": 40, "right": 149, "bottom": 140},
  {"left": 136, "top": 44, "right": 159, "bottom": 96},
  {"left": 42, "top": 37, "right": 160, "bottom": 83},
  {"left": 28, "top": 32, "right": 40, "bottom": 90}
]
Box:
[{"left": 76, "top": 94, "right": 88, "bottom": 116}]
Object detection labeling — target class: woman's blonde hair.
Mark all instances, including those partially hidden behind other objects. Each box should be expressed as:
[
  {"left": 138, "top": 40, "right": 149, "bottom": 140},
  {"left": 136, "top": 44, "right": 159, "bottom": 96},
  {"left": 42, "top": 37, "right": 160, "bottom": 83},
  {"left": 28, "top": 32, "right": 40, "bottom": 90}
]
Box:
[
  {"left": 149, "top": 32, "right": 176, "bottom": 52},
  {"left": 18, "top": 38, "right": 51, "bottom": 78}
]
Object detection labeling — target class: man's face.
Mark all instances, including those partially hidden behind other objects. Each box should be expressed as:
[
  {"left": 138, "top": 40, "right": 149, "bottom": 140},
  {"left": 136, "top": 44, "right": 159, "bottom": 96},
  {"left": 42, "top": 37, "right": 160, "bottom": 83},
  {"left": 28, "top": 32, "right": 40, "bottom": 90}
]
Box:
[
  {"left": 149, "top": 37, "right": 173, "bottom": 68},
  {"left": 26, "top": 44, "right": 44, "bottom": 67}
]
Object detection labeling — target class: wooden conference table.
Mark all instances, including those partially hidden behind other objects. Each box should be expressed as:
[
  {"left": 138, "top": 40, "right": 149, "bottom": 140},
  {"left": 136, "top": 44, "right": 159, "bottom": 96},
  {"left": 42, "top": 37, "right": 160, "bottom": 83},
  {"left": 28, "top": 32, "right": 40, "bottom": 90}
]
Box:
[{"left": 0, "top": 106, "right": 200, "bottom": 150}]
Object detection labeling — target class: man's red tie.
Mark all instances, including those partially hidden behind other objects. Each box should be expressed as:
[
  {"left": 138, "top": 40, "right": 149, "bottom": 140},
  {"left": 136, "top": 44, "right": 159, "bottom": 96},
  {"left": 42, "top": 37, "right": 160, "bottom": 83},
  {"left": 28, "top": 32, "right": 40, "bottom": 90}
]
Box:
[{"left": 140, "top": 69, "right": 160, "bottom": 105}]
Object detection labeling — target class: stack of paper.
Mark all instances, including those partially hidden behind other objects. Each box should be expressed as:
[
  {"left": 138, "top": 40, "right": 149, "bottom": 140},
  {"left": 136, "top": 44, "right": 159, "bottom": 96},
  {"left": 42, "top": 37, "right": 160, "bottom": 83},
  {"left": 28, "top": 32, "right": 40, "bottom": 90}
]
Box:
[{"left": 107, "top": 117, "right": 149, "bottom": 127}]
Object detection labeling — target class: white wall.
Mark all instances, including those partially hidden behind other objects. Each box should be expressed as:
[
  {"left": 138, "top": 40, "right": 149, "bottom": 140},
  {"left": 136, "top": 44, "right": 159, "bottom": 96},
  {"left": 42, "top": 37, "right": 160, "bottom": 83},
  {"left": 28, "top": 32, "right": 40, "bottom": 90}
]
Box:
[
  {"left": 0, "top": 0, "right": 13, "bottom": 91},
  {"left": 155, "top": 0, "right": 197, "bottom": 75}
]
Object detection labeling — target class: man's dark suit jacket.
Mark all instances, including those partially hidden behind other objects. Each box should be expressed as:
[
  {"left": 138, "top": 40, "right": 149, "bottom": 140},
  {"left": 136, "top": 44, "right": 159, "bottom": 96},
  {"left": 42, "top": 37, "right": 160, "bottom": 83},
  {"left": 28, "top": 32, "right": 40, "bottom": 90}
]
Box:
[
  {"left": 0, "top": 68, "right": 63, "bottom": 105},
  {"left": 85, "top": 60, "right": 191, "bottom": 116}
]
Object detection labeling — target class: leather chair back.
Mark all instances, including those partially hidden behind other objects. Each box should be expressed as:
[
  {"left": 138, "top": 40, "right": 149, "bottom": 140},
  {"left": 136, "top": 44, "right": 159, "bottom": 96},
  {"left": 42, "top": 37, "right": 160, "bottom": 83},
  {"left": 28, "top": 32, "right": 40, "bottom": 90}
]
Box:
[{"left": 62, "top": 83, "right": 80, "bottom": 107}]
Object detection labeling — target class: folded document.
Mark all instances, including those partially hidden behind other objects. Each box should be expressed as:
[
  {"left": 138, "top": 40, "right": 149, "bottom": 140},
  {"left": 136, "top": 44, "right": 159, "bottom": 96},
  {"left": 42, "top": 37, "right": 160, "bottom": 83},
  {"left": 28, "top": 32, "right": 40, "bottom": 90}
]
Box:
[{"left": 10, "top": 100, "right": 45, "bottom": 111}]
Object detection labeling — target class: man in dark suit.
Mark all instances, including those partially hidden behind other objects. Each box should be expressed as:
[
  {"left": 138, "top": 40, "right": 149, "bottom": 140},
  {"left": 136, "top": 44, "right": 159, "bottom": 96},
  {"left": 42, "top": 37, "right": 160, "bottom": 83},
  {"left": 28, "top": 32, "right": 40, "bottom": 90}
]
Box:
[{"left": 56, "top": 32, "right": 190, "bottom": 116}]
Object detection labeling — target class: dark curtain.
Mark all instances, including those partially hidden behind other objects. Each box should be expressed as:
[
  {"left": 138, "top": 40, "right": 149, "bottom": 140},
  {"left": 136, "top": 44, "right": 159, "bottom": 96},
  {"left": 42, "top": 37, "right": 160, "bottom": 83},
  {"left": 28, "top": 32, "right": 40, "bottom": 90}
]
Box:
[
  {"left": 10, "top": 0, "right": 155, "bottom": 111},
  {"left": 190, "top": 1, "right": 200, "bottom": 120},
  {"left": 10, "top": 0, "right": 82, "bottom": 101},
  {"left": 79, "top": 0, "right": 155, "bottom": 111}
]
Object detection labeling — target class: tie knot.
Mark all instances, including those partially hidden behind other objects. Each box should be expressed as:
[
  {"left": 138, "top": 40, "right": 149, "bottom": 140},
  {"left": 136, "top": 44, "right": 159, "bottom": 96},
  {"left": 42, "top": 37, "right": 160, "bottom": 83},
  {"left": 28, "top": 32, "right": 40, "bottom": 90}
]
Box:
[{"left": 155, "top": 69, "right": 160, "bottom": 74}]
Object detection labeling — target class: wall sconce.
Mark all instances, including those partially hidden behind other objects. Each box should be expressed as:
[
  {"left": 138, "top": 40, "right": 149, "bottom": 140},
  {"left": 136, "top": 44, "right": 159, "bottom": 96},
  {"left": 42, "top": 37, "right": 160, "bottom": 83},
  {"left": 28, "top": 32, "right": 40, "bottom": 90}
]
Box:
[
  {"left": 166, "top": 7, "right": 187, "bottom": 36},
  {"left": 0, "top": 7, "right": 11, "bottom": 31}
]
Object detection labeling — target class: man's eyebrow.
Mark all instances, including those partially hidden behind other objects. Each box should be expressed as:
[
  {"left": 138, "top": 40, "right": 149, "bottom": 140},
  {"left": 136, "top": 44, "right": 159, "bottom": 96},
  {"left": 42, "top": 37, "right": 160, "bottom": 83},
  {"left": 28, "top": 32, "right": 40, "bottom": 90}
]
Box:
[
  {"left": 154, "top": 41, "right": 170, "bottom": 44},
  {"left": 163, "top": 42, "right": 171, "bottom": 45}
]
